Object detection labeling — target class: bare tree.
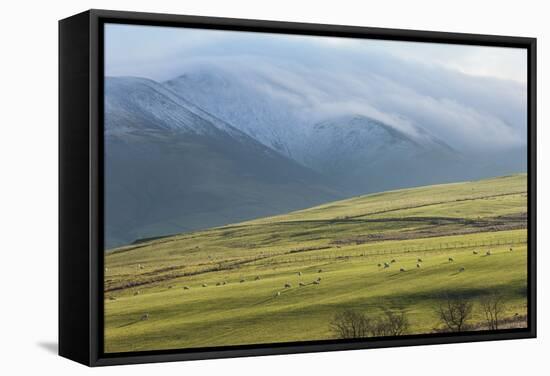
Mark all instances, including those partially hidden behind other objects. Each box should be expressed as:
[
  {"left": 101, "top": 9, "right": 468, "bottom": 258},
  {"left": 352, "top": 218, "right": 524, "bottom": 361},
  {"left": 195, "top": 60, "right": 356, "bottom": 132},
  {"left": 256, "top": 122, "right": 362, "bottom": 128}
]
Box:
[
  {"left": 436, "top": 296, "right": 474, "bottom": 332},
  {"left": 480, "top": 293, "right": 505, "bottom": 330},
  {"left": 331, "top": 308, "right": 411, "bottom": 339},
  {"left": 374, "top": 308, "right": 410, "bottom": 336},
  {"left": 330, "top": 310, "right": 372, "bottom": 339}
]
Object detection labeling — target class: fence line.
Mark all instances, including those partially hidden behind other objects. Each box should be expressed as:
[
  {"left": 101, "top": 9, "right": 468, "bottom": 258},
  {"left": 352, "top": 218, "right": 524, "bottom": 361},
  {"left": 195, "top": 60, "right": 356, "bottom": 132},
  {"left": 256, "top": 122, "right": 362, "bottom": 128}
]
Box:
[{"left": 246, "top": 237, "right": 527, "bottom": 267}]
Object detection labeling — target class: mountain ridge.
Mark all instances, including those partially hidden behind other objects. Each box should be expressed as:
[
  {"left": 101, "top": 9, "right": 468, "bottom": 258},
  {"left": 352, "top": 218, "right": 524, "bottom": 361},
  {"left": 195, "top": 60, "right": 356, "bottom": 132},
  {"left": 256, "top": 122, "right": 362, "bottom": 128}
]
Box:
[{"left": 104, "top": 76, "right": 344, "bottom": 248}]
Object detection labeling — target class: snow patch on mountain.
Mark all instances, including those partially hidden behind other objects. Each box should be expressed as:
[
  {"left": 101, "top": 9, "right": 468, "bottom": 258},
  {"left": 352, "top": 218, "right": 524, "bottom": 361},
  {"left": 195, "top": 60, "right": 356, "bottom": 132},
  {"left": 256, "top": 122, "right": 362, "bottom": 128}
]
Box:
[
  {"left": 105, "top": 76, "right": 253, "bottom": 143},
  {"left": 164, "top": 66, "right": 456, "bottom": 169}
]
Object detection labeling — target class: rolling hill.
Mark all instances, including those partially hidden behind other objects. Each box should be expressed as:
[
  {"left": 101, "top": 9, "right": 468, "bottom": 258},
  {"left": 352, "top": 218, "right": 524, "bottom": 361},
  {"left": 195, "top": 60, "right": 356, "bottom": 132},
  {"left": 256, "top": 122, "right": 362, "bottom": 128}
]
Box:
[{"left": 104, "top": 174, "right": 528, "bottom": 353}]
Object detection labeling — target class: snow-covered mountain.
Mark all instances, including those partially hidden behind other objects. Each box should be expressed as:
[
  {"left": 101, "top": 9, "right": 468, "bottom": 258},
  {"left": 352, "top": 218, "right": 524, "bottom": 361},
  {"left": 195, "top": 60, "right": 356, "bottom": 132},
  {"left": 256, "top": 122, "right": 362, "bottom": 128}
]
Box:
[
  {"left": 301, "top": 115, "right": 469, "bottom": 193},
  {"left": 165, "top": 64, "right": 456, "bottom": 160},
  {"left": 164, "top": 67, "right": 474, "bottom": 194},
  {"left": 104, "top": 77, "right": 343, "bottom": 248},
  {"left": 164, "top": 69, "right": 306, "bottom": 159},
  {"left": 104, "top": 70, "right": 526, "bottom": 248},
  {"left": 106, "top": 77, "right": 250, "bottom": 141},
  {"left": 301, "top": 115, "right": 451, "bottom": 170}
]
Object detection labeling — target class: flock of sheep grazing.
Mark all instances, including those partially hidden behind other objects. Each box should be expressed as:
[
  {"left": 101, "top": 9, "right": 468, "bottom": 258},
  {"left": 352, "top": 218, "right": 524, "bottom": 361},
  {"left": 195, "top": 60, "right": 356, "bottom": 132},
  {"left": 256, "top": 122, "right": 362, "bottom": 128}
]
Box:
[
  {"left": 182, "top": 268, "right": 325, "bottom": 299},
  {"left": 124, "top": 245, "right": 515, "bottom": 323},
  {"left": 378, "top": 258, "right": 409, "bottom": 271},
  {"left": 130, "top": 246, "right": 511, "bottom": 300},
  {"left": 375, "top": 247, "right": 510, "bottom": 275},
  {"left": 147, "top": 267, "right": 328, "bottom": 300},
  {"left": 275, "top": 270, "right": 323, "bottom": 296}
]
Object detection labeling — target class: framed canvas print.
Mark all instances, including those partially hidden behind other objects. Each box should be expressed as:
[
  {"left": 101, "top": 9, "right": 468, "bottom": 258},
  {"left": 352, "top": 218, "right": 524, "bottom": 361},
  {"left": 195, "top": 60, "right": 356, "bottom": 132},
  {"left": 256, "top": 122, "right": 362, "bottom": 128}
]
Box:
[{"left": 59, "top": 9, "right": 536, "bottom": 366}]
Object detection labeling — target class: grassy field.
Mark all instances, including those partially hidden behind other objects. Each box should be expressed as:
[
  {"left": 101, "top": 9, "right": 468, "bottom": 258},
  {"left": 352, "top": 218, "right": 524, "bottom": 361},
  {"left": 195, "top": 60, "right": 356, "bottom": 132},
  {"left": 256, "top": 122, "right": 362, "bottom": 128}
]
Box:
[{"left": 104, "top": 174, "right": 528, "bottom": 353}]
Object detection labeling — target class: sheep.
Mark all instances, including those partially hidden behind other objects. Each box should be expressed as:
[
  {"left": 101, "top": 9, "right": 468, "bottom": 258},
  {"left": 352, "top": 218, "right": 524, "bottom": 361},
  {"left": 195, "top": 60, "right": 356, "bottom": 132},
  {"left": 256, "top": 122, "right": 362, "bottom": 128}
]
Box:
[
  {"left": 448, "top": 257, "right": 454, "bottom": 262},
  {"left": 313, "top": 280, "right": 320, "bottom": 285},
  {"left": 240, "top": 279, "right": 245, "bottom": 283},
  {"left": 298, "top": 272, "right": 302, "bottom": 276},
  {"left": 417, "top": 258, "right": 423, "bottom": 263},
  {"left": 383, "top": 262, "right": 390, "bottom": 268},
  {"left": 391, "top": 259, "right": 396, "bottom": 263},
  {"left": 275, "top": 291, "right": 281, "bottom": 297},
  {"left": 416, "top": 263, "right": 421, "bottom": 268},
  {"left": 284, "top": 283, "right": 292, "bottom": 288},
  {"left": 222, "top": 281, "right": 227, "bottom": 285},
  {"left": 318, "top": 269, "right": 323, "bottom": 273},
  {"left": 316, "top": 277, "right": 322, "bottom": 282},
  {"left": 140, "top": 313, "right": 149, "bottom": 321},
  {"left": 216, "top": 282, "right": 221, "bottom": 286},
  {"left": 509, "top": 247, "right": 513, "bottom": 252},
  {"left": 377, "top": 263, "right": 382, "bottom": 267},
  {"left": 138, "top": 264, "right": 144, "bottom": 270},
  {"left": 134, "top": 291, "right": 140, "bottom": 296},
  {"left": 400, "top": 268, "right": 406, "bottom": 272},
  {"left": 202, "top": 283, "right": 208, "bottom": 287},
  {"left": 486, "top": 251, "right": 492, "bottom": 256},
  {"left": 299, "top": 282, "right": 306, "bottom": 287},
  {"left": 473, "top": 250, "right": 478, "bottom": 255},
  {"left": 255, "top": 276, "right": 260, "bottom": 280},
  {"left": 459, "top": 267, "right": 465, "bottom": 272},
  {"left": 168, "top": 285, "right": 173, "bottom": 289},
  {"left": 183, "top": 286, "right": 190, "bottom": 290}
]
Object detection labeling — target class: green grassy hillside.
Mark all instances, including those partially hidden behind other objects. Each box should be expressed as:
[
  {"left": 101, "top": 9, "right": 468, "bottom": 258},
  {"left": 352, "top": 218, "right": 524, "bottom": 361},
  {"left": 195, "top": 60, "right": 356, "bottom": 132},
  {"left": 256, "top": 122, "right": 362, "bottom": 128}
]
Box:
[{"left": 104, "top": 174, "right": 528, "bottom": 353}]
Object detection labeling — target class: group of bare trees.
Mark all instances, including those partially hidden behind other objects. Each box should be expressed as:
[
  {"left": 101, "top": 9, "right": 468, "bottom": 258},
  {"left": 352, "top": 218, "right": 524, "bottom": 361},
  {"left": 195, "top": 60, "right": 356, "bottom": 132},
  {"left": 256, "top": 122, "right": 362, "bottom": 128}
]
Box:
[
  {"left": 330, "top": 307, "right": 410, "bottom": 339},
  {"left": 436, "top": 292, "right": 505, "bottom": 332},
  {"left": 331, "top": 292, "right": 506, "bottom": 339}
]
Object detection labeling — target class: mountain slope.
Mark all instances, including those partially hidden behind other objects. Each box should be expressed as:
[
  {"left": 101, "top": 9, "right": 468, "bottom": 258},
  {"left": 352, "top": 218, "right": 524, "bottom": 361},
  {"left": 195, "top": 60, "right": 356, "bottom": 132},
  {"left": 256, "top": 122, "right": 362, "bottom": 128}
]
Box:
[
  {"left": 164, "top": 68, "right": 309, "bottom": 159},
  {"left": 165, "top": 70, "right": 470, "bottom": 194},
  {"left": 104, "top": 77, "right": 343, "bottom": 248},
  {"left": 301, "top": 115, "right": 466, "bottom": 194},
  {"left": 165, "top": 68, "right": 526, "bottom": 195}
]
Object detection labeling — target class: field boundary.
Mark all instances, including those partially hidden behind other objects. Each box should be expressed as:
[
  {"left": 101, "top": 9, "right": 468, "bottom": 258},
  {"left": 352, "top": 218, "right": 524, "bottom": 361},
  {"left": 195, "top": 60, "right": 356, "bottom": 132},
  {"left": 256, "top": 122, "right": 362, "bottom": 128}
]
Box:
[{"left": 248, "top": 237, "right": 527, "bottom": 266}]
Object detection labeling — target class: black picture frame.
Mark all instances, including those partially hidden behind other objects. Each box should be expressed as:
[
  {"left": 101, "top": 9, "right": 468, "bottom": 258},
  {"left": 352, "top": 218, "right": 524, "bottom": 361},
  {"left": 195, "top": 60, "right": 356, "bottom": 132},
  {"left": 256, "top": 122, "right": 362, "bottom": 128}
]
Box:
[{"left": 59, "top": 9, "right": 537, "bottom": 367}]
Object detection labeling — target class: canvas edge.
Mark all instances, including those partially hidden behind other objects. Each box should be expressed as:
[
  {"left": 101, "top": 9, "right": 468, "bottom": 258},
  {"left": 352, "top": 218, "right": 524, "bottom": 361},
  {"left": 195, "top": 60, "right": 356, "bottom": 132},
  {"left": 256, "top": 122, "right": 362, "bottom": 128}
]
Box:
[
  {"left": 57, "top": 8, "right": 537, "bottom": 367},
  {"left": 58, "top": 10, "right": 93, "bottom": 366}
]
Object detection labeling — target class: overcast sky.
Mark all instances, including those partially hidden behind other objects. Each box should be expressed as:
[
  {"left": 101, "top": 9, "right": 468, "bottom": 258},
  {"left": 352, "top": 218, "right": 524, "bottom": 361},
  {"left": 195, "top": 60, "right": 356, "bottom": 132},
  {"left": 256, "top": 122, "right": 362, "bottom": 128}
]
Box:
[
  {"left": 104, "top": 23, "right": 527, "bottom": 151},
  {"left": 105, "top": 24, "right": 527, "bottom": 83}
]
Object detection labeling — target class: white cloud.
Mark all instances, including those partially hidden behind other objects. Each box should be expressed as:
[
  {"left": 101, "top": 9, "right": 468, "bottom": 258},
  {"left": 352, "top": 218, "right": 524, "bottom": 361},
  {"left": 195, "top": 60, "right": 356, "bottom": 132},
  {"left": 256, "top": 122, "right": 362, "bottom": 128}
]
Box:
[{"left": 105, "top": 23, "right": 527, "bottom": 152}]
